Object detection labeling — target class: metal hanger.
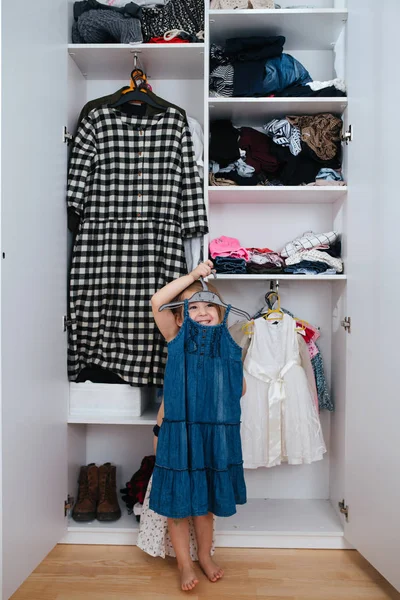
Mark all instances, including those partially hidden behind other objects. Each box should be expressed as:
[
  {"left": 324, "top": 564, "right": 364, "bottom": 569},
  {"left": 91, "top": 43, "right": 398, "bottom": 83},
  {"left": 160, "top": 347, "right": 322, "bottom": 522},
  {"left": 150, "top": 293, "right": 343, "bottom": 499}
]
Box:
[
  {"left": 252, "top": 280, "right": 280, "bottom": 319},
  {"left": 159, "top": 277, "right": 252, "bottom": 321}
]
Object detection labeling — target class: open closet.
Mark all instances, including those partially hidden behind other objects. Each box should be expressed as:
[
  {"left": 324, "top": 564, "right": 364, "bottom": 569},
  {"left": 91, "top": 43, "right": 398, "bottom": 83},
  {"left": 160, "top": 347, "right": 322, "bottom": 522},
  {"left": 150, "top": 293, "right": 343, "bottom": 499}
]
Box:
[{"left": 1, "top": 0, "right": 400, "bottom": 598}]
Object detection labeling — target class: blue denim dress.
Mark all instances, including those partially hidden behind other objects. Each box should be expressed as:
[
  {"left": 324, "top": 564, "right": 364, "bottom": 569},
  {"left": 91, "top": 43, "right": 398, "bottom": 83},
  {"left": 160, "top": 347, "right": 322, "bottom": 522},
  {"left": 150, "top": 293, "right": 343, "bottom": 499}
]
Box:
[{"left": 149, "top": 300, "right": 247, "bottom": 519}]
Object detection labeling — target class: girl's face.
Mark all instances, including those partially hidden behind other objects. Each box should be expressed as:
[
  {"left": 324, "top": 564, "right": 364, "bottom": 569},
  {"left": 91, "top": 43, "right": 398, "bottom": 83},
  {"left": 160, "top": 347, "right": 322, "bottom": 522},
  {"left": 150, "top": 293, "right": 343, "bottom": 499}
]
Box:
[{"left": 176, "top": 291, "right": 220, "bottom": 327}]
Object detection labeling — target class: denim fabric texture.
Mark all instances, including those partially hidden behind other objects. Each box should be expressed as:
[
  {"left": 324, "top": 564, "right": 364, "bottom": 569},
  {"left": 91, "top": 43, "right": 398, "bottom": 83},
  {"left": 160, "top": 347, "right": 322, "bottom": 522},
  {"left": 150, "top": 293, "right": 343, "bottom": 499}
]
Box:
[
  {"left": 262, "top": 54, "right": 312, "bottom": 95},
  {"left": 149, "top": 300, "right": 247, "bottom": 519}
]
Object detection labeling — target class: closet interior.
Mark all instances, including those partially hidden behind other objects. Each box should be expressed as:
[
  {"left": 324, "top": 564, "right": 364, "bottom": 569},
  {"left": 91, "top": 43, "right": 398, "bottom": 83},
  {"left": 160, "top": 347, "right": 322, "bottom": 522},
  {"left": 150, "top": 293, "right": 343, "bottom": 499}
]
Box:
[
  {"left": 4, "top": 1, "right": 400, "bottom": 598},
  {"left": 63, "top": 0, "right": 349, "bottom": 548}
]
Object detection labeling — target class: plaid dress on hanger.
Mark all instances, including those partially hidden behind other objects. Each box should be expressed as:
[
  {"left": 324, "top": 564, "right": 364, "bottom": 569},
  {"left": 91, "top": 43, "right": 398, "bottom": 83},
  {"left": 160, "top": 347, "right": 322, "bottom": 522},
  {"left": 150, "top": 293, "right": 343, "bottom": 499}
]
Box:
[{"left": 67, "top": 107, "right": 207, "bottom": 386}]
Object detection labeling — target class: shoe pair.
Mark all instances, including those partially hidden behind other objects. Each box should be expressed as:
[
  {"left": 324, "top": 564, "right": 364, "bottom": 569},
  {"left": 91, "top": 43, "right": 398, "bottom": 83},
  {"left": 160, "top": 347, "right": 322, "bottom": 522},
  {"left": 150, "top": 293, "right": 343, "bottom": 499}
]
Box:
[{"left": 72, "top": 462, "right": 122, "bottom": 522}]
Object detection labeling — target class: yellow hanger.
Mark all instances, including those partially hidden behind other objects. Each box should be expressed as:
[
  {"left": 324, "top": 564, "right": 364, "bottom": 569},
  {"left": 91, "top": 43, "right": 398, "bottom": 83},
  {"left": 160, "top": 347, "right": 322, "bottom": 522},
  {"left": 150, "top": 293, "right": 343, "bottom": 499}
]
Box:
[
  {"left": 241, "top": 321, "right": 254, "bottom": 336},
  {"left": 262, "top": 292, "right": 284, "bottom": 321}
]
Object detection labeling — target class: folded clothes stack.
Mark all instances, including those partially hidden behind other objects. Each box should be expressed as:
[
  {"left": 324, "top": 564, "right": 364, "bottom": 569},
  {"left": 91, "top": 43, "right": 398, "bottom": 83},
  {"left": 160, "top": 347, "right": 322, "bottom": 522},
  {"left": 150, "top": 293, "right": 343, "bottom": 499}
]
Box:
[
  {"left": 281, "top": 231, "right": 343, "bottom": 275},
  {"left": 215, "top": 256, "right": 247, "bottom": 274},
  {"left": 209, "top": 233, "right": 344, "bottom": 276},
  {"left": 72, "top": 0, "right": 204, "bottom": 44},
  {"left": 210, "top": 35, "right": 346, "bottom": 98},
  {"left": 246, "top": 247, "right": 285, "bottom": 274},
  {"left": 210, "top": 236, "right": 250, "bottom": 274}
]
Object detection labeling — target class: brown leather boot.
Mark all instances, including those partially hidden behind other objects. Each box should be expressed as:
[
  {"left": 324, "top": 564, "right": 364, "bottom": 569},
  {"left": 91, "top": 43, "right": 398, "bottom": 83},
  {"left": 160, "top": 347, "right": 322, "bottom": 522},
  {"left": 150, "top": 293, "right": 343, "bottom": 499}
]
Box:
[
  {"left": 97, "top": 463, "right": 121, "bottom": 522},
  {"left": 72, "top": 463, "right": 98, "bottom": 522}
]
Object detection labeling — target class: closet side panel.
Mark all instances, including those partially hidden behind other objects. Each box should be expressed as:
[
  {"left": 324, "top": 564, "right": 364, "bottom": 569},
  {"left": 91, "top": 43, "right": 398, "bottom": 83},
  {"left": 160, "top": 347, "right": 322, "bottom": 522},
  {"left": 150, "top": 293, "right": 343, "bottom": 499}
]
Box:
[
  {"left": 345, "top": 0, "right": 400, "bottom": 591},
  {"left": 1, "top": 0, "right": 69, "bottom": 597}
]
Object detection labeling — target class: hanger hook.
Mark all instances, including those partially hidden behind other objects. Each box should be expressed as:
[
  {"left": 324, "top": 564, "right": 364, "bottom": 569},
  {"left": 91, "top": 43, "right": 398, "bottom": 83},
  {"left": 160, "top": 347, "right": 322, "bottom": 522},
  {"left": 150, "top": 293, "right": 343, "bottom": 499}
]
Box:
[
  {"left": 130, "top": 50, "right": 144, "bottom": 73},
  {"left": 199, "top": 277, "right": 208, "bottom": 291}
]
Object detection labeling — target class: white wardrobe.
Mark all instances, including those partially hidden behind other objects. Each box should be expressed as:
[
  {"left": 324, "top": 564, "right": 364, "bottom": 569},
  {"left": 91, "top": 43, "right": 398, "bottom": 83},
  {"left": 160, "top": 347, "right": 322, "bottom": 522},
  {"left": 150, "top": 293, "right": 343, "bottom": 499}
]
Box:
[{"left": 1, "top": 0, "right": 400, "bottom": 598}]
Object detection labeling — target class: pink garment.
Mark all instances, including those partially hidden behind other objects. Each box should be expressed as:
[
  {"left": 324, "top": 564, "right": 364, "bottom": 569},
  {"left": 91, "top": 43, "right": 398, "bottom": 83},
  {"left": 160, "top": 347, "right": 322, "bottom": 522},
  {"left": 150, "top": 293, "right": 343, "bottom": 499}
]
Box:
[
  {"left": 209, "top": 236, "right": 250, "bottom": 261},
  {"left": 307, "top": 340, "right": 319, "bottom": 360}
]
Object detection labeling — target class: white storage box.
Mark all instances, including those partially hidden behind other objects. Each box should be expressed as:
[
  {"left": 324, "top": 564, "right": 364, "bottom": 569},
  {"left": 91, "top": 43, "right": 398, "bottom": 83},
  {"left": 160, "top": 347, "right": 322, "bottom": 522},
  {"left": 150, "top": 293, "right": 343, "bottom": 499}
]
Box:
[{"left": 69, "top": 382, "right": 150, "bottom": 419}]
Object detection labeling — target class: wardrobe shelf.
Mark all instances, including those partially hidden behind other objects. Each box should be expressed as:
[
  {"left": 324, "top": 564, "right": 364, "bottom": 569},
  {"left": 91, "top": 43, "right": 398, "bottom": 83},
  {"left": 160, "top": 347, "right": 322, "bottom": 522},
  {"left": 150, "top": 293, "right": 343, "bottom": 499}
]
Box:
[
  {"left": 62, "top": 499, "right": 346, "bottom": 548},
  {"left": 209, "top": 274, "right": 347, "bottom": 281},
  {"left": 208, "top": 186, "right": 347, "bottom": 204},
  {"left": 67, "top": 44, "right": 205, "bottom": 80},
  {"left": 209, "top": 98, "right": 348, "bottom": 122},
  {"left": 209, "top": 9, "right": 348, "bottom": 50},
  {"left": 67, "top": 405, "right": 158, "bottom": 425}
]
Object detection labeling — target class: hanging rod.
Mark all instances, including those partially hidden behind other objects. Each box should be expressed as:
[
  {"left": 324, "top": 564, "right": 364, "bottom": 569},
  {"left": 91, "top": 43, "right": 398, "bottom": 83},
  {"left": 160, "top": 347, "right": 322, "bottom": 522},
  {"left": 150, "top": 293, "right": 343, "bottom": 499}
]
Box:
[{"left": 269, "top": 280, "right": 280, "bottom": 293}]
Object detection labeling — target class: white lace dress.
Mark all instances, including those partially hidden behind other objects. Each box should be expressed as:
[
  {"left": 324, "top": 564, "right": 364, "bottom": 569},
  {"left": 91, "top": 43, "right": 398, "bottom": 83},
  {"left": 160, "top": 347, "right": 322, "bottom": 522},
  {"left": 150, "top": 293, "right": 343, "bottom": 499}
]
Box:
[
  {"left": 137, "top": 475, "right": 216, "bottom": 560},
  {"left": 241, "top": 314, "right": 326, "bottom": 468}
]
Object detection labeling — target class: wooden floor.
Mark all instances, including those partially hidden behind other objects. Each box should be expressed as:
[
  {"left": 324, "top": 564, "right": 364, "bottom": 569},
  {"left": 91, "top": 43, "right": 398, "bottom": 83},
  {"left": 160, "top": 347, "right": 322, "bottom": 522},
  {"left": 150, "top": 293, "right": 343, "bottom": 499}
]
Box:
[{"left": 10, "top": 545, "right": 400, "bottom": 600}]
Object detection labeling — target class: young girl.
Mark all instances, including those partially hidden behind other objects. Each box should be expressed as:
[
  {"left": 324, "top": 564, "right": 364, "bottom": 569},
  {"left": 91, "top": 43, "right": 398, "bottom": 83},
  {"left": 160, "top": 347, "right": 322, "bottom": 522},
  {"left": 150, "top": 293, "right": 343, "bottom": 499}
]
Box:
[{"left": 137, "top": 260, "right": 247, "bottom": 591}]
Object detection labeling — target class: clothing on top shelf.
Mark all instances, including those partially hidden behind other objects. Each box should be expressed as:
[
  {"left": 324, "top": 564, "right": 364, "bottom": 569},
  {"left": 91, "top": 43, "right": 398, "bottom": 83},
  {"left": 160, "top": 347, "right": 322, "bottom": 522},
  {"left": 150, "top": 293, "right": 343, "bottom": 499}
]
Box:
[
  {"left": 286, "top": 114, "right": 343, "bottom": 162},
  {"left": 215, "top": 257, "right": 247, "bottom": 274},
  {"left": 210, "top": 236, "right": 250, "bottom": 260},
  {"left": 315, "top": 168, "right": 344, "bottom": 182},
  {"left": 247, "top": 263, "right": 283, "bottom": 275},
  {"left": 141, "top": 0, "right": 204, "bottom": 42},
  {"left": 211, "top": 0, "right": 275, "bottom": 7},
  {"left": 149, "top": 300, "right": 247, "bottom": 518},
  {"left": 285, "top": 249, "right": 343, "bottom": 273},
  {"left": 284, "top": 260, "right": 334, "bottom": 275},
  {"left": 225, "top": 35, "right": 285, "bottom": 63},
  {"left": 269, "top": 142, "right": 321, "bottom": 185},
  {"left": 240, "top": 314, "right": 326, "bottom": 468},
  {"left": 68, "top": 105, "right": 207, "bottom": 386},
  {"left": 131, "top": 0, "right": 167, "bottom": 5},
  {"left": 307, "top": 78, "right": 346, "bottom": 93},
  {"left": 209, "top": 173, "right": 238, "bottom": 186},
  {"left": 263, "top": 119, "right": 302, "bottom": 156},
  {"left": 72, "top": 8, "right": 143, "bottom": 43},
  {"left": 149, "top": 36, "right": 190, "bottom": 43},
  {"left": 213, "top": 170, "right": 261, "bottom": 186},
  {"left": 239, "top": 127, "right": 281, "bottom": 174},
  {"left": 276, "top": 85, "right": 346, "bottom": 98},
  {"left": 307, "top": 179, "right": 346, "bottom": 187},
  {"left": 234, "top": 53, "right": 312, "bottom": 97},
  {"left": 247, "top": 247, "right": 284, "bottom": 268},
  {"left": 74, "top": 0, "right": 143, "bottom": 21},
  {"left": 209, "top": 120, "right": 240, "bottom": 167},
  {"left": 281, "top": 231, "right": 338, "bottom": 258}
]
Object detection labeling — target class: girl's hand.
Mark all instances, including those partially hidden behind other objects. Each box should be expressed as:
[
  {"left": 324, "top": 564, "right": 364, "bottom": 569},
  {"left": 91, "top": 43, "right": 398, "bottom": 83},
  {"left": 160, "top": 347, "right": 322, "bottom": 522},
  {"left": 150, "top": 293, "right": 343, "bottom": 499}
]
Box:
[{"left": 190, "top": 260, "right": 214, "bottom": 281}]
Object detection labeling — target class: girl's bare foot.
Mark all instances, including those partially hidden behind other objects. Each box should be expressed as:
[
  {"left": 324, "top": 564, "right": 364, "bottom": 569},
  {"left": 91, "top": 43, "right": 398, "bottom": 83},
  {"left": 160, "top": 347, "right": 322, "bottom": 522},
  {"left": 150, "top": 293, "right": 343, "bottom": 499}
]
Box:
[
  {"left": 179, "top": 563, "right": 199, "bottom": 591},
  {"left": 198, "top": 554, "right": 224, "bottom": 583}
]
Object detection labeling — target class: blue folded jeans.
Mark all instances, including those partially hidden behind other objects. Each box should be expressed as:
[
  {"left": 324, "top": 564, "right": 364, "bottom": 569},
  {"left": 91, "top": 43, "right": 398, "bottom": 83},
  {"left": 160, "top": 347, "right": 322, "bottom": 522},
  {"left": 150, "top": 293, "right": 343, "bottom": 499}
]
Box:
[{"left": 215, "top": 257, "right": 247, "bottom": 274}]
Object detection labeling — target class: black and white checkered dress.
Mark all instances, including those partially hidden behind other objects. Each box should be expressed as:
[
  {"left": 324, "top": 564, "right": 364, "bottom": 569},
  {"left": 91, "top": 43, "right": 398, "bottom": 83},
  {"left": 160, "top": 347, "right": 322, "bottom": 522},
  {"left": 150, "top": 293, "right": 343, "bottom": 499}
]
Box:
[{"left": 67, "top": 106, "right": 208, "bottom": 386}]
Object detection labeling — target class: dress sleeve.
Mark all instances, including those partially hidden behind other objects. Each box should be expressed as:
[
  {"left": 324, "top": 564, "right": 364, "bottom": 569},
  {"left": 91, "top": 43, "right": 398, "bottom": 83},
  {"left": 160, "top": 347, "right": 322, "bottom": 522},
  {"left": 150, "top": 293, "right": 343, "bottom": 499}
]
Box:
[
  {"left": 67, "top": 114, "right": 97, "bottom": 216},
  {"left": 180, "top": 123, "right": 208, "bottom": 239}
]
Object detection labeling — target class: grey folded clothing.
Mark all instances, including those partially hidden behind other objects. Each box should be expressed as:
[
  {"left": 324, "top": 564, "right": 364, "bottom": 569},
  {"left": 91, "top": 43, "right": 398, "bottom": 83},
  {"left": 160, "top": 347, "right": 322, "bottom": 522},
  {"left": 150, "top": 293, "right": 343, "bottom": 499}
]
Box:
[{"left": 72, "top": 9, "right": 143, "bottom": 43}]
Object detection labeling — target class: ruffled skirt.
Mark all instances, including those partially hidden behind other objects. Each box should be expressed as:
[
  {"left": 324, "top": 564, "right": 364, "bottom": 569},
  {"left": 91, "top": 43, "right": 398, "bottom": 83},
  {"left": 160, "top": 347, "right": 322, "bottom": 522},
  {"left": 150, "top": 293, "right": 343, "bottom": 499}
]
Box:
[{"left": 149, "top": 420, "right": 246, "bottom": 518}]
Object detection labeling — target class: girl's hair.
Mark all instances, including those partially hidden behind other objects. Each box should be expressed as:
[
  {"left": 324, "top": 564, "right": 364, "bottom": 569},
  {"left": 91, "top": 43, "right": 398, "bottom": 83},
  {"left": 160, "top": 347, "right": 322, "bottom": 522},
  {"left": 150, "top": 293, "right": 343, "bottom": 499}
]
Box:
[{"left": 173, "top": 281, "right": 225, "bottom": 322}]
